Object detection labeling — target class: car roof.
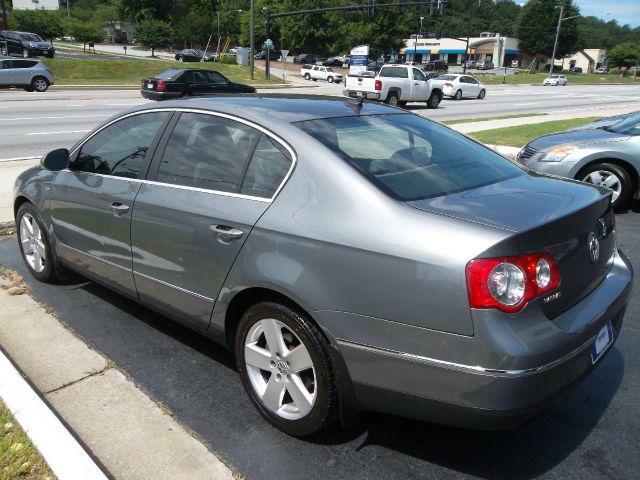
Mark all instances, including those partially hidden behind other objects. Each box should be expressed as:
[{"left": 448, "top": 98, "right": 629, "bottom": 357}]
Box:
[{"left": 123, "top": 95, "right": 403, "bottom": 124}]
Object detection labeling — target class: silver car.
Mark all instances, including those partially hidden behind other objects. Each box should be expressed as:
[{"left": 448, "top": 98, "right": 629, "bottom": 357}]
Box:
[
  {"left": 0, "top": 58, "right": 54, "bottom": 92},
  {"left": 13, "top": 97, "right": 632, "bottom": 436},
  {"left": 518, "top": 113, "right": 640, "bottom": 208}
]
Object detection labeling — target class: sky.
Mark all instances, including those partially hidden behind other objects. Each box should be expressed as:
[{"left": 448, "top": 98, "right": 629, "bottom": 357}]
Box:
[{"left": 575, "top": 0, "right": 640, "bottom": 28}]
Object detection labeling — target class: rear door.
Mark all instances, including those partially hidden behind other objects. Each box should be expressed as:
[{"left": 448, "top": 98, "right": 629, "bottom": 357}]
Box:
[
  {"left": 50, "top": 111, "right": 172, "bottom": 297},
  {"left": 130, "top": 111, "right": 294, "bottom": 330},
  {"left": 11, "top": 60, "right": 36, "bottom": 85}
]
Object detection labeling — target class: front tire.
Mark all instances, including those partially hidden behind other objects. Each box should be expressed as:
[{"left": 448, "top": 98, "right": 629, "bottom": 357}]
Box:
[
  {"left": 454, "top": 89, "right": 462, "bottom": 100},
  {"left": 236, "top": 302, "right": 337, "bottom": 436},
  {"left": 478, "top": 89, "right": 486, "bottom": 99},
  {"left": 384, "top": 92, "right": 400, "bottom": 107},
  {"left": 16, "top": 203, "right": 63, "bottom": 283},
  {"left": 32, "top": 76, "right": 49, "bottom": 92},
  {"left": 327, "top": 76, "right": 334, "bottom": 83},
  {"left": 23, "top": 49, "right": 30, "bottom": 58},
  {"left": 304, "top": 73, "right": 311, "bottom": 80},
  {"left": 579, "top": 163, "right": 632, "bottom": 208}
]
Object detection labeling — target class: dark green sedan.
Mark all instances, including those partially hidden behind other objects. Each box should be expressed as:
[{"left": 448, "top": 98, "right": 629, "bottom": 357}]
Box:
[{"left": 141, "top": 68, "right": 256, "bottom": 101}]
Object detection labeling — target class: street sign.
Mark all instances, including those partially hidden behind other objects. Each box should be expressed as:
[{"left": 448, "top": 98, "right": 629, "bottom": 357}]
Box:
[
  {"left": 281, "top": 49, "right": 289, "bottom": 59},
  {"left": 262, "top": 39, "right": 274, "bottom": 50}
]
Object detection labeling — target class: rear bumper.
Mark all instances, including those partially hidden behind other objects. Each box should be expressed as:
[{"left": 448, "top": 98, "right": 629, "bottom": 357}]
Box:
[
  {"left": 343, "top": 89, "right": 381, "bottom": 101},
  {"left": 140, "top": 90, "right": 183, "bottom": 101},
  {"left": 332, "top": 250, "right": 633, "bottom": 429}
]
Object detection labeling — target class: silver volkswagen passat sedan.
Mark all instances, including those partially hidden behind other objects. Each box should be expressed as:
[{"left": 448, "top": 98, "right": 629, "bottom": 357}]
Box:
[
  {"left": 518, "top": 113, "right": 640, "bottom": 208},
  {"left": 13, "top": 97, "right": 633, "bottom": 436}
]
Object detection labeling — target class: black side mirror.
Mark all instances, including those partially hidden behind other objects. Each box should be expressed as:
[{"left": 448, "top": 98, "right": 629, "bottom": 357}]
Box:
[{"left": 41, "top": 148, "right": 69, "bottom": 171}]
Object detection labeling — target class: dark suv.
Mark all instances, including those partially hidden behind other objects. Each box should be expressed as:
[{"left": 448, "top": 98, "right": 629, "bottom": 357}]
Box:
[
  {"left": 293, "top": 53, "right": 315, "bottom": 64},
  {"left": 422, "top": 60, "right": 448, "bottom": 72},
  {"left": 0, "top": 30, "right": 55, "bottom": 58}
]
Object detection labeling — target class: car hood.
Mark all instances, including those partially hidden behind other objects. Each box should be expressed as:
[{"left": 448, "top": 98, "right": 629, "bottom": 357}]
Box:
[
  {"left": 527, "top": 128, "right": 629, "bottom": 151},
  {"left": 406, "top": 172, "right": 609, "bottom": 233}
]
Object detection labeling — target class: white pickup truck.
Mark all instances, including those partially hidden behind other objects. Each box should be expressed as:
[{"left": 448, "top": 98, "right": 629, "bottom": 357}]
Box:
[
  {"left": 300, "top": 64, "right": 344, "bottom": 83},
  {"left": 344, "top": 64, "right": 444, "bottom": 109}
]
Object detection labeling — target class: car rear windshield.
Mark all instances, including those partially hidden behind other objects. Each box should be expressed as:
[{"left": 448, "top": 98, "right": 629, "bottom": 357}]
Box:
[
  {"left": 437, "top": 75, "right": 457, "bottom": 80},
  {"left": 296, "top": 114, "right": 524, "bottom": 201},
  {"left": 379, "top": 67, "right": 408, "bottom": 78},
  {"left": 155, "top": 69, "right": 184, "bottom": 80}
]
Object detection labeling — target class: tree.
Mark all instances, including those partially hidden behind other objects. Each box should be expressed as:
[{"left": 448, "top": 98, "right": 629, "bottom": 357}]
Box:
[
  {"left": 8, "top": 9, "right": 65, "bottom": 42},
  {"left": 608, "top": 43, "right": 640, "bottom": 68},
  {"left": 516, "top": 0, "right": 579, "bottom": 59},
  {"left": 135, "top": 17, "right": 173, "bottom": 56},
  {"left": 66, "top": 19, "right": 104, "bottom": 51}
]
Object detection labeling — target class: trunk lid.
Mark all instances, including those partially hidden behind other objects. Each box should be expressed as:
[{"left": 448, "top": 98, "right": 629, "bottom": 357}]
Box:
[{"left": 408, "top": 173, "right": 615, "bottom": 318}]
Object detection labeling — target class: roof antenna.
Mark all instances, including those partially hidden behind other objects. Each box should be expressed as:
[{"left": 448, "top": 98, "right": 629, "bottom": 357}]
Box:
[{"left": 347, "top": 91, "right": 366, "bottom": 112}]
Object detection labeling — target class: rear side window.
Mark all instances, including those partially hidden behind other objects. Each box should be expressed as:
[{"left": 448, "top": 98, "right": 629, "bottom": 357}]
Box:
[
  {"left": 296, "top": 114, "right": 523, "bottom": 201},
  {"left": 0, "top": 60, "right": 10, "bottom": 69},
  {"left": 380, "top": 67, "right": 408, "bottom": 78},
  {"left": 240, "top": 135, "right": 292, "bottom": 198},
  {"left": 156, "top": 113, "right": 260, "bottom": 193},
  {"left": 12, "top": 60, "right": 37, "bottom": 69},
  {"left": 206, "top": 71, "right": 227, "bottom": 83},
  {"left": 73, "top": 112, "right": 169, "bottom": 178}
]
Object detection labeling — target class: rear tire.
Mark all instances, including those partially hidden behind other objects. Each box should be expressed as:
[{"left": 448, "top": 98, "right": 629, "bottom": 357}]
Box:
[
  {"left": 327, "top": 76, "right": 334, "bottom": 83},
  {"left": 454, "top": 89, "right": 462, "bottom": 100},
  {"left": 384, "top": 92, "right": 400, "bottom": 107},
  {"left": 31, "top": 76, "right": 49, "bottom": 92},
  {"left": 236, "top": 302, "right": 337, "bottom": 436},
  {"left": 578, "top": 163, "right": 632, "bottom": 209},
  {"left": 427, "top": 92, "right": 441, "bottom": 109}
]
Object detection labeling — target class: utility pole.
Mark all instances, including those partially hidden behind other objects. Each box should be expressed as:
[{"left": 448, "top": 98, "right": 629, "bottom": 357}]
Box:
[
  {"left": 250, "top": 0, "right": 255, "bottom": 80},
  {"left": 462, "top": 6, "right": 472, "bottom": 74},
  {"left": 0, "top": 0, "right": 7, "bottom": 31},
  {"left": 549, "top": 1, "right": 565, "bottom": 74}
]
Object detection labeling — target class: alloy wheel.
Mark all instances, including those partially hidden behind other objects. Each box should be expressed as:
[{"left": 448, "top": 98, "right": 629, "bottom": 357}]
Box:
[
  {"left": 34, "top": 79, "right": 48, "bottom": 92},
  {"left": 20, "top": 213, "right": 46, "bottom": 273},
  {"left": 582, "top": 170, "right": 622, "bottom": 203}
]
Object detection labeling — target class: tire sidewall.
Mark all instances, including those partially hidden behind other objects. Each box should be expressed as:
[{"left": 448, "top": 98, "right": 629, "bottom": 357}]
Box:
[
  {"left": 386, "top": 93, "right": 399, "bottom": 107},
  {"left": 579, "top": 163, "right": 632, "bottom": 208},
  {"left": 235, "top": 302, "right": 335, "bottom": 436},
  {"left": 428, "top": 93, "right": 440, "bottom": 109},
  {"left": 16, "top": 203, "right": 57, "bottom": 282},
  {"left": 478, "top": 89, "right": 485, "bottom": 99},
  {"left": 455, "top": 89, "right": 462, "bottom": 100}
]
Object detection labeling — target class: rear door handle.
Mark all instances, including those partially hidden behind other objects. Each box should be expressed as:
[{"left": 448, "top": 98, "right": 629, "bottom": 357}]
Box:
[
  {"left": 210, "top": 224, "right": 244, "bottom": 240},
  {"left": 111, "top": 203, "right": 130, "bottom": 215}
]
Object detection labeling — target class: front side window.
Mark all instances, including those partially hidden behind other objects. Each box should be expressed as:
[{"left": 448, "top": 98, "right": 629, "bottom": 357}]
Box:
[
  {"left": 412, "top": 68, "right": 426, "bottom": 81},
  {"left": 19, "top": 33, "right": 44, "bottom": 42},
  {"left": 156, "top": 113, "right": 260, "bottom": 193},
  {"left": 73, "top": 112, "right": 169, "bottom": 178},
  {"left": 296, "top": 114, "right": 523, "bottom": 201}
]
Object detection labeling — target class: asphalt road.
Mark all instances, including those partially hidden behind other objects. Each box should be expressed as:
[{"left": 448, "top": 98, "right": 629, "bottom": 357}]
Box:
[
  {"left": 0, "top": 202, "right": 638, "bottom": 480},
  {"left": 1, "top": 83, "right": 639, "bottom": 160}
]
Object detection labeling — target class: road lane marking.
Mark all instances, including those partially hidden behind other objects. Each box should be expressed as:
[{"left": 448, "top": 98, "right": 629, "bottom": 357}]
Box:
[
  {"left": 514, "top": 102, "right": 538, "bottom": 106},
  {"left": 65, "top": 104, "right": 87, "bottom": 107},
  {"left": 0, "top": 114, "right": 109, "bottom": 121},
  {"left": 26, "top": 129, "right": 91, "bottom": 136}
]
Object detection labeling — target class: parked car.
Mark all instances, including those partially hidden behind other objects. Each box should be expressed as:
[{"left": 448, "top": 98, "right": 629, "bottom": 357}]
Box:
[
  {"left": 543, "top": 74, "right": 567, "bottom": 86},
  {"left": 322, "top": 57, "right": 344, "bottom": 67},
  {"left": 344, "top": 64, "right": 444, "bottom": 108},
  {"left": 300, "top": 64, "right": 343, "bottom": 83},
  {"left": 174, "top": 49, "right": 215, "bottom": 62},
  {"left": 566, "top": 110, "right": 640, "bottom": 132},
  {"left": 569, "top": 66, "right": 583, "bottom": 73},
  {"left": 476, "top": 60, "right": 494, "bottom": 70},
  {"left": 0, "top": 30, "right": 55, "bottom": 58},
  {"left": 366, "top": 59, "right": 385, "bottom": 72},
  {"left": 0, "top": 58, "right": 54, "bottom": 92},
  {"left": 140, "top": 68, "right": 255, "bottom": 100},
  {"left": 465, "top": 60, "right": 477, "bottom": 69},
  {"left": 423, "top": 60, "right": 448, "bottom": 72},
  {"left": 254, "top": 50, "right": 281, "bottom": 61},
  {"left": 439, "top": 74, "right": 486, "bottom": 100},
  {"left": 15, "top": 96, "right": 631, "bottom": 436},
  {"left": 595, "top": 67, "right": 608, "bottom": 74},
  {"left": 293, "top": 53, "right": 315, "bottom": 64},
  {"left": 517, "top": 113, "right": 640, "bottom": 208}
]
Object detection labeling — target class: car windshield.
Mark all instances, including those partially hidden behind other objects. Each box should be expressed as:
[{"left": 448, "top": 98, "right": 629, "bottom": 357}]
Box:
[
  {"left": 296, "top": 114, "right": 523, "bottom": 201},
  {"left": 19, "top": 33, "right": 44, "bottom": 42},
  {"left": 549, "top": 75, "right": 559, "bottom": 79},
  {"left": 155, "top": 69, "right": 184, "bottom": 80},
  {"left": 192, "top": 50, "right": 204, "bottom": 56},
  {"left": 607, "top": 114, "right": 640, "bottom": 135}
]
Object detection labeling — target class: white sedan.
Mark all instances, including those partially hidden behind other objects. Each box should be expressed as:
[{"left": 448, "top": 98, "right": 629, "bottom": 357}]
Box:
[
  {"left": 438, "top": 74, "right": 486, "bottom": 100},
  {"left": 543, "top": 75, "right": 567, "bottom": 86}
]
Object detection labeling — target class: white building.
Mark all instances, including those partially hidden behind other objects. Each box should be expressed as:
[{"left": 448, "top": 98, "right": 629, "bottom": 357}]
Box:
[
  {"left": 398, "top": 33, "right": 524, "bottom": 68},
  {"left": 554, "top": 49, "right": 607, "bottom": 73},
  {"left": 11, "top": 0, "right": 60, "bottom": 11}
]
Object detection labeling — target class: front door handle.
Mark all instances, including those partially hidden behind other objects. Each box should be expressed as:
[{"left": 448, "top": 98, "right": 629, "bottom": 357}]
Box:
[
  {"left": 210, "top": 224, "right": 244, "bottom": 240},
  {"left": 111, "top": 203, "right": 130, "bottom": 215}
]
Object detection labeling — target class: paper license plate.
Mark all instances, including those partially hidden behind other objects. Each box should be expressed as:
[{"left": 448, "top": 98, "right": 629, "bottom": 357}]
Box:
[
  {"left": 591, "top": 322, "right": 613, "bottom": 364},
  {"left": 147, "top": 83, "right": 154, "bottom": 89}
]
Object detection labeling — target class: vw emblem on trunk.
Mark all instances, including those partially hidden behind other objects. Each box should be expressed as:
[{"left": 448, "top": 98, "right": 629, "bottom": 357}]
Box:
[
  {"left": 598, "top": 218, "right": 607, "bottom": 237},
  {"left": 588, "top": 232, "right": 600, "bottom": 264}
]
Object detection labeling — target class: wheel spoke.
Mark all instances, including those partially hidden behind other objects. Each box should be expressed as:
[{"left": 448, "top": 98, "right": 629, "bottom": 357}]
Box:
[
  {"left": 244, "top": 343, "right": 272, "bottom": 371},
  {"left": 261, "top": 319, "right": 287, "bottom": 355},
  {"left": 286, "top": 375, "right": 313, "bottom": 416},
  {"left": 20, "top": 217, "right": 33, "bottom": 237},
  {"left": 32, "top": 249, "right": 42, "bottom": 268},
  {"left": 21, "top": 236, "right": 32, "bottom": 250},
  {"left": 602, "top": 175, "right": 620, "bottom": 190},
  {"left": 35, "top": 241, "right": 46, "bottom": 261},
  {"left": 586, "top": 172, "right": 603, "bottom": 184},
  {"left": 286, "top": 344, "right": 313, "bottom": 372},
  {"left": 261, "top": 375, "right": 285, "bottom": 412}
]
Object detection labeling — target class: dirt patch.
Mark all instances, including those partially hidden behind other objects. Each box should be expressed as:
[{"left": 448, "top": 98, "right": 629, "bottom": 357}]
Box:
[
  {"left": 0, "top": 267, "right": 30, "bottom": 296},
  {"left": 0, "top": 224, "right": 16, "bottom": 237}
]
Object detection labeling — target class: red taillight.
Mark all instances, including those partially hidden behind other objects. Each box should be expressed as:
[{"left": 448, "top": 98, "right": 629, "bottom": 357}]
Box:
[
  {"left": 444, "top": 82, "right": 453, "bottom": 88},
  {"left": 156, "top": 80, "right": 166, "bottom": 92},
  {"left": 140, "top": 79, "right": 145, "bottom": 88},
  {"left": 466, "top": 253, "right": 560, "bottom": 313},
  {"left": 374, "top": 80, "right": 382, "bottom": 91}
]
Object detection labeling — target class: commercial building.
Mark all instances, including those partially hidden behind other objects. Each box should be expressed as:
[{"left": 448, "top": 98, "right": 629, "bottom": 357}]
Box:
[
  {"left": 11, "top": 0, "right": 59, "bottom": 10},
  {"left": 399, "top": 33, "right": 525, "bottom": 68}
]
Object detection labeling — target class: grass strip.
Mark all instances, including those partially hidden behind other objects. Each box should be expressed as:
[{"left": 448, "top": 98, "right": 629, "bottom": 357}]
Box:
[
  {"left": 0, "top": 399, "right": 56, "bottom": 479},
  {"left": 41, "top": 58, "right": 281, "bottom": 86},
  {"left": 471, "top": 72, "right": 639, "bottom": 85},
  {"left": 443, "top": 113, "right": 548, "bottom": 125},
  {"left": 470, "top": 117, "right": 603, "bottom": 148}
]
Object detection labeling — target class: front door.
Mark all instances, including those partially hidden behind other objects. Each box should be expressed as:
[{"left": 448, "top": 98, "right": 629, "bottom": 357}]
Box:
[
  {"left": 130, "top": 111, "right": 293, "bottom": 330},
  {"left": 410, "top": 68, "right": 431, "bottom": 101},
  {"left": 50, "top": 111, "right": 172, "bottom": 297}
]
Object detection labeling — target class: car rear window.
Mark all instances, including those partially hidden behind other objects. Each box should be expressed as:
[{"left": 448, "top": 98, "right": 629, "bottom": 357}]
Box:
[
  {"left": 379, "top": 67, "right": 408, "bottom": 78},
  {"left": 296, "top": 114, "right": 524, "bottom": 201},
  {"left": 437, "top": 75, "right": 456, "bottom": 80},
  {"left": 155, "top": 69, "right": 184, "bottom": 80}
]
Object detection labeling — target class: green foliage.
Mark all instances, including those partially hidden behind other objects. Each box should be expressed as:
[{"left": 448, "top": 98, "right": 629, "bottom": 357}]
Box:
[
  {"left": 218, "top": 55, "right": 237, "bottom": 64},
  {"left": 576, "top": 16, "right": 640, "bottom": 50},
  {"left": 174, "top": 10, "right": 212, "bottom": 48},
  {"left": 608, "top": 43, "right": 640, "bottom": 68},
  {"left": 7, "top": 9, "right": 65, "bottom": 41},
  {"left": 66, "top": 19, "right": 104, "bottom": 47},
  {"left": 135, "top": 17, "right": 173, "bottom": 56},
  {"left": 516, "top": 0, "right": 579, "bottom": 58}
]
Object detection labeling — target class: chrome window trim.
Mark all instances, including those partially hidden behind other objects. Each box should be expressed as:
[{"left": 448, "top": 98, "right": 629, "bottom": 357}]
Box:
[
  {"left": 336, "top": 336, "right": 596, "bottom": 378},
  {"left": 68, "top": 107, "right": 298, "bottom": 203}
]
